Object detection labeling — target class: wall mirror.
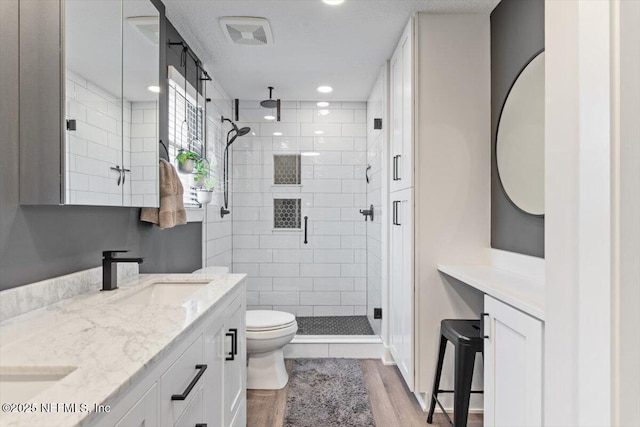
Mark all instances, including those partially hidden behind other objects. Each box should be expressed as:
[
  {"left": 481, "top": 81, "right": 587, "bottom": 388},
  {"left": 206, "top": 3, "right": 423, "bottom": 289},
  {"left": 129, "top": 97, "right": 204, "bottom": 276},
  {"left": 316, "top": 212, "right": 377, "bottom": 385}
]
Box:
[
  {"left": 64, "top": 0, "right": 159, "bottom": 207},
  {"left": 496, "top": 51, "right": 545, "bottom": 216}
]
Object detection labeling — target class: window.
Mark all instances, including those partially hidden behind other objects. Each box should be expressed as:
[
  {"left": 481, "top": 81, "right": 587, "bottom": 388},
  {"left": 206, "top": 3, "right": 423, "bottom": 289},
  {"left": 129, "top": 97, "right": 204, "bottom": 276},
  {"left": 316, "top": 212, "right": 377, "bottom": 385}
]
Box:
[{"left": 168, "top": 77, "right": 204, "bottom": 160}]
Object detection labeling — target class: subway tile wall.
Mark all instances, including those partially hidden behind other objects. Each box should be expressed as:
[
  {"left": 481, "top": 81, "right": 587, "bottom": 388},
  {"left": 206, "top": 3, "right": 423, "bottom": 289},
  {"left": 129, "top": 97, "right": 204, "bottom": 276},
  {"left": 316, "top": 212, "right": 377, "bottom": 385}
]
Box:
[
  {"left": 231, "top": 100, "right": 370, "bottom": 317},
  {"left": 65, "top": 70, "right": 157, "bottom": 206},
  {"left": 203, "top": 78, "right": 233, "bottom": 269}
]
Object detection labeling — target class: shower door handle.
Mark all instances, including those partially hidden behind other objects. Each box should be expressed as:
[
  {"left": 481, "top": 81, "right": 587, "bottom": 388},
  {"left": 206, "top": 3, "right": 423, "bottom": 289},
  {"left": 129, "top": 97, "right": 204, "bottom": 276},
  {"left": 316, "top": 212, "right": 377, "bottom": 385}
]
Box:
[{"left": 303, "top": 216, "right": 308, "bottom": 245}]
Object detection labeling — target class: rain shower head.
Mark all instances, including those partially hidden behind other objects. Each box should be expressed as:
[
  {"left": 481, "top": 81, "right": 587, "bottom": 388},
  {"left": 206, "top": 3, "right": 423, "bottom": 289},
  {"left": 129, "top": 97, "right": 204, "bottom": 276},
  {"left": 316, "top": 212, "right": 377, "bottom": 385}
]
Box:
[{"left": 260, "top": 86, "right": 278, "bottom": 109}]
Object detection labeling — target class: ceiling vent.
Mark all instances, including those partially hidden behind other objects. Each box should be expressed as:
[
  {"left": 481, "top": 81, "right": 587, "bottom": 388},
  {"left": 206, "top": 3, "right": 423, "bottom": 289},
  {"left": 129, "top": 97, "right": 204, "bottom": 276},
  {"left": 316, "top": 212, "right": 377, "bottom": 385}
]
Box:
[
  {"left": 126, "top": 16, "right": 159, "bottom": 46},
  {"left": 219, "top": 17, "right": 273, "bottom": 46}
]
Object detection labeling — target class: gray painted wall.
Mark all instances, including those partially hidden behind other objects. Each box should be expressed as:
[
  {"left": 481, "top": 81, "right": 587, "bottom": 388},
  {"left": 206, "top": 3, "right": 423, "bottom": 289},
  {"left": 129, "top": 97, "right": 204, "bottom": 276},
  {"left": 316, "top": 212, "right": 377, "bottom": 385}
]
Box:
[
  {"left": 0, "top": 0, "right": 202, "bottom": 291},
  {"left": 490, "top": 0, "right": 545, "bottom": 257}
]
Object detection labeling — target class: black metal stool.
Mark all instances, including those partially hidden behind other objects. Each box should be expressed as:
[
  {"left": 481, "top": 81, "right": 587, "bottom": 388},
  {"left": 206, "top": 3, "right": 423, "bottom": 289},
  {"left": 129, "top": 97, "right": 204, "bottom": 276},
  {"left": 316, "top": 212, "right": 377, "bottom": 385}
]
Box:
[{"left": 426, "top": 319, "right": 483, "bottom": 427}]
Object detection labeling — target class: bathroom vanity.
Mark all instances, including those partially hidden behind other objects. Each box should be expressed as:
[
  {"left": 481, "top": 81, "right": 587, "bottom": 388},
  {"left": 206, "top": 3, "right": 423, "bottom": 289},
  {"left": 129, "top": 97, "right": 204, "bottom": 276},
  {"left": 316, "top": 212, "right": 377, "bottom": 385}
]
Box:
[{"left": 0, "top": 273, "right": 246, "bottom": 427}]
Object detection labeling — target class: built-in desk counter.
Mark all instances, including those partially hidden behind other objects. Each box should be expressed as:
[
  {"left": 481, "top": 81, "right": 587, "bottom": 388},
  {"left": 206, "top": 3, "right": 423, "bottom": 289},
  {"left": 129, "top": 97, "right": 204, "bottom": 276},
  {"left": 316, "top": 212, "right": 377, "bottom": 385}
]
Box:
[
  {"left": 438, "top": 250, "right": 545, "bottom": 426},
  {"left": 437, "top": 264, "right": 545, "bottom": 320}
]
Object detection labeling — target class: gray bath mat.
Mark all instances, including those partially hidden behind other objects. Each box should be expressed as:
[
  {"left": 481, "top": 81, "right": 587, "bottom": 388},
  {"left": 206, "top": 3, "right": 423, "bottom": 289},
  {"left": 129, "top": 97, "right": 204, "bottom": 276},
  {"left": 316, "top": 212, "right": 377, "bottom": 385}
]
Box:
[{"left": 284, "top": 359, "right": 376, "bottom": 427}]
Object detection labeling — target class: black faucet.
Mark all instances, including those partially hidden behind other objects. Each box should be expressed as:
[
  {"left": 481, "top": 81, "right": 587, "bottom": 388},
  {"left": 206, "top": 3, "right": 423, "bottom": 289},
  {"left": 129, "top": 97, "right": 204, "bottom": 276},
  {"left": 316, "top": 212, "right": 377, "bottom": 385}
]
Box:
[{"left": 102, "top": 250, "right": 144, "bottom": 291}]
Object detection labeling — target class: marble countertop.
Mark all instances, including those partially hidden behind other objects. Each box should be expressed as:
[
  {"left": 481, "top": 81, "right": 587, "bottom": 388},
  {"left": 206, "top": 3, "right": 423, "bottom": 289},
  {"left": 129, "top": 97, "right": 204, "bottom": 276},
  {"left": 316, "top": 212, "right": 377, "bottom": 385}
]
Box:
[
  {"left": 0, "top": 273, "right": 246, "bottom": 427},
  {"left": 438, "top": 264, "right": 545, "bottom": 320}
]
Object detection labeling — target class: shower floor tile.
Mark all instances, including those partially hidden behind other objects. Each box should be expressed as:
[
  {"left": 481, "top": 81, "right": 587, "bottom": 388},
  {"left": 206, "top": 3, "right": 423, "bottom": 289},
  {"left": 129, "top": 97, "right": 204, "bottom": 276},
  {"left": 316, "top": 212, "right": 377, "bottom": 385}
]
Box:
[{"left": 295, "top": 316, "right": 375, "bottom": 335}]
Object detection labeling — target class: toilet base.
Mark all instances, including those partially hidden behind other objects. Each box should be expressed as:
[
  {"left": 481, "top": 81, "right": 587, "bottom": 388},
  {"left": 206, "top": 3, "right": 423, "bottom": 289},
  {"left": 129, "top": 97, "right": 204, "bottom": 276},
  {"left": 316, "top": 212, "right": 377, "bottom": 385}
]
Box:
[{"left": 247, "top": 348, "right": 289, "bottom": 390}]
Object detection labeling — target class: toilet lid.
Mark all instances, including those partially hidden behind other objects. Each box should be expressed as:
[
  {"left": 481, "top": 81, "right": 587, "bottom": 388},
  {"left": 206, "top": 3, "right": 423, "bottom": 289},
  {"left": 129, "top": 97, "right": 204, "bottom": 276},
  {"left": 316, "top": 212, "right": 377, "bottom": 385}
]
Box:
[{"left": 246, "top": 310, "right": 296, "bottom": 331}]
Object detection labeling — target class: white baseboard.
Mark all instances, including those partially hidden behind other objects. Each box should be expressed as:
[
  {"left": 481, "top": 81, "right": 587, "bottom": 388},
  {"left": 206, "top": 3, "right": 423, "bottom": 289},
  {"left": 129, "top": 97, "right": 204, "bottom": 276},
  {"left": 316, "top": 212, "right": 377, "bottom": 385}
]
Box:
[
  {"left": 284, "top": 336, "right": 383, "bottom": 359},
  {"left": 381, "top": 345, "right": 396, "bottom": 365},
  {"left": 414, "top": 392, "right": 428, "bottom": 411}
]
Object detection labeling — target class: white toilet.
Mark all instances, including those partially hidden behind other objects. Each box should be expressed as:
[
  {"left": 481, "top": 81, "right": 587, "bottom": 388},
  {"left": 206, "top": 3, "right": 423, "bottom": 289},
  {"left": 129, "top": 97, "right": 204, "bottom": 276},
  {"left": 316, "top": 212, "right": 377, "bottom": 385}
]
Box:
[{"left": 246, "top": 310, "right": 298, "bottom": 390}]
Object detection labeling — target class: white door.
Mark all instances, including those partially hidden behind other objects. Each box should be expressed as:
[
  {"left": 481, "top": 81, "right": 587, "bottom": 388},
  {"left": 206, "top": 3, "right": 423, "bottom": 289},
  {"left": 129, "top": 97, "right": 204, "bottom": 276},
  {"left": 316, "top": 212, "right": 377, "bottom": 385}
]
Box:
[
  {"left": 389, "top": 18, "right": 414, "bottom": 193},
  {"left": 484, "top": 295, "right": 543, "bottom": 427},
  {"left": 389, "top": 188, "right": 414, "bottom": 389},
  {"left": 223, "top": 294, "right": 246, "bottom": 426}
]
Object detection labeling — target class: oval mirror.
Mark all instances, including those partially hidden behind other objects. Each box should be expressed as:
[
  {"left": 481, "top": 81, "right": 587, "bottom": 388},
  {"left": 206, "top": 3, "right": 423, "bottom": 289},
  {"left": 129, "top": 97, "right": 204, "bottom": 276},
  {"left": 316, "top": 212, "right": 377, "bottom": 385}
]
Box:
[{"left": 497, "top": 51, "right": 545, "bottom": 216}]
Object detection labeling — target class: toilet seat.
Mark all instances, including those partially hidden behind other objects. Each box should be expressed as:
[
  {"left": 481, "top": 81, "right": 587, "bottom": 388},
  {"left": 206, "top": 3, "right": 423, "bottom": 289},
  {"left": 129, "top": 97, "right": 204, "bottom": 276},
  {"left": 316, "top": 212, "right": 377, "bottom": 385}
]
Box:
[
  {"left": 246, "top": 310, "right": 296, "bottom": 331},
  {"left": 246, "top": 322, "right": 298, "bottom": 340}
]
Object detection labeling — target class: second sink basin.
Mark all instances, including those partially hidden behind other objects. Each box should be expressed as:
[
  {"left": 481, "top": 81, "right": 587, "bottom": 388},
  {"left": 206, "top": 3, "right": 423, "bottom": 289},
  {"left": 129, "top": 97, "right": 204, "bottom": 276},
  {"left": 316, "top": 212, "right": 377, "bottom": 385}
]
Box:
[
  {"left": 0, "top": 367, "right": 76, "bottom": 403},
  {"left": 114, "top": 281, "right": 211, "bottom": 306}
]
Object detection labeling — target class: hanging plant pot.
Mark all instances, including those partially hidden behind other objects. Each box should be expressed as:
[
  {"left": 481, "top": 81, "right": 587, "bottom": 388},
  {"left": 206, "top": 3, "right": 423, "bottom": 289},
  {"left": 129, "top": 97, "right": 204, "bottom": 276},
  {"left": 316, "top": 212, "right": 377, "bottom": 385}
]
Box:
[
  {"left": 196, "top": 189, "right": 214, "bottom": 205},
  {"left": 178, "top": 158, "right": 195, "bottom": 174},
  {"left": 176, "top": 149, "right": 200, "bottom": 174}
]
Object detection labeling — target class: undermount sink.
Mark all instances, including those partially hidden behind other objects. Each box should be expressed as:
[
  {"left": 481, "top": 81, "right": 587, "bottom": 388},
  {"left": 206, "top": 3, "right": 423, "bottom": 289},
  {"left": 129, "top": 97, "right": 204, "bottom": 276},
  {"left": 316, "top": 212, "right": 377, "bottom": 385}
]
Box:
[
  {"left": 114, "top": 281, "right": 211, "bottom": 306},
  {"left": 0, "top": 367, "right": 76, "bottom": 402}
]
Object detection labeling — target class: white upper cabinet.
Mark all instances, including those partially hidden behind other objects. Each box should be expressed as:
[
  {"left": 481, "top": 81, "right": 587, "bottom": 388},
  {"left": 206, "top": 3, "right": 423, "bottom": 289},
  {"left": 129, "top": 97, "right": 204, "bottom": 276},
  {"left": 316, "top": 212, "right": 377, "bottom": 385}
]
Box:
[{"left": 389, "top": 18, "right": 414, "bottom": 193}]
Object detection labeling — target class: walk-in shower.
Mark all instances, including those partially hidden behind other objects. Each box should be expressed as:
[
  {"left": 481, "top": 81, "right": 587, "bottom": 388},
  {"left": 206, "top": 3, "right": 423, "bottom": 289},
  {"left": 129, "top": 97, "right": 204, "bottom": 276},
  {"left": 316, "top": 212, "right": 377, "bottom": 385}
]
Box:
[{"left": 224, "top": 99, "right": 382, "bottom": 337}]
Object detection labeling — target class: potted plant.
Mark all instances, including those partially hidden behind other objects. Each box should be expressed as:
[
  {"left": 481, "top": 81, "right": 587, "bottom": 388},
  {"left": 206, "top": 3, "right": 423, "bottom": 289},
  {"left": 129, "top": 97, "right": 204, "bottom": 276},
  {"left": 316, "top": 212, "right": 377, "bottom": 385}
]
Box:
[
  {"left": 191, "top": 158, "right": 210, "bottom": 189},
  {"left": 176, "top": 149, "right": 200, "bottom": 174},
  {"left": 195, "top": 177, "right": 217, "bottom": 205}
]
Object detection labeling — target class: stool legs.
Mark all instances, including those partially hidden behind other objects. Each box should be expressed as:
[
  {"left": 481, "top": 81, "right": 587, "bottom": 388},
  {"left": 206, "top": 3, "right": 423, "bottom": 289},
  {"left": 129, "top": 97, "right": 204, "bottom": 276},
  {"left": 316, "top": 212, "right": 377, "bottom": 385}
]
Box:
[
  {"left": 427, "top": 335, "right": 448, "bottom": 424},
  {"left": 453, "top": 344, "right": 476, "bottom": 427}
]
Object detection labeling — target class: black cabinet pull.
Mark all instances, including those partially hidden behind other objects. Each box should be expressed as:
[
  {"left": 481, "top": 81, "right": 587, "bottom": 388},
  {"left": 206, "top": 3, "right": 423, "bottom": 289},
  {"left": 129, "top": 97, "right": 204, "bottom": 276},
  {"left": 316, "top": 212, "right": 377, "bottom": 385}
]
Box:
[
  {"left": 304, "top": 216, "right": 309, "bottom": 244},
  {"left": 195, "top": 424, "right": 207, "bottom": 427},
  {"left": 393, "top": 201, "right": 401, "bottom": 226},
  {"left": 393, "top": 155, "right": 398, "bottom": 180},
  {"left": 396, "top": 155, "right": 401, "bottom": 181},
  {"left": 481, "top": 313, "right": 490, "bottom": 339},
  {"left": 226, "top": 328, "right": 238, "bottom": 361},
  {"left": 171, "top": 364, "right": 207, "bottom": 401}
]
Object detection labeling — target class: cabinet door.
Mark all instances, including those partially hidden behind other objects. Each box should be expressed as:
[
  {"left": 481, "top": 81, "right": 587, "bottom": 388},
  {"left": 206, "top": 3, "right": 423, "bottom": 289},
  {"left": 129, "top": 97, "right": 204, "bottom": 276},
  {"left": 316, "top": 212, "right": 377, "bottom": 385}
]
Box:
[
  {"left": 223, "top": 295, "right": 247, "bottom": 426},
  {"left": 389, "top": 188, "right": 414, "bottom": 389},
  {"left": 389, "top": 18, "right": 414, "bottom": 193},
  {"left": 203, "top": 314, "right": 226, "bottom": 427},
  {"left": 484, "top": 296, "right": 543, "bottom": 427},
  {"left": 114, "top": 383, "right": 158, "bottom": 427}
]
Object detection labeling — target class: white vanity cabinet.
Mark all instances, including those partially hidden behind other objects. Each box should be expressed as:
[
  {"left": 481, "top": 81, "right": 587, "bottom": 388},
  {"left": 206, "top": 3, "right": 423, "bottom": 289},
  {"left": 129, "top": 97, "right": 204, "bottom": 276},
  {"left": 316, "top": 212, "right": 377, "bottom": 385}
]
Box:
[
  {"left": 114, "top": 383, "right": 159, "bottom": 427},
  {"left": 93, "top": 284, "right": 246, "bottom": 427},
  {"left": 221, "top": 295, "right": 247, "bottom": 427},
  {"left": 483, "top": 295, "right": 543, "bottom": 427}
]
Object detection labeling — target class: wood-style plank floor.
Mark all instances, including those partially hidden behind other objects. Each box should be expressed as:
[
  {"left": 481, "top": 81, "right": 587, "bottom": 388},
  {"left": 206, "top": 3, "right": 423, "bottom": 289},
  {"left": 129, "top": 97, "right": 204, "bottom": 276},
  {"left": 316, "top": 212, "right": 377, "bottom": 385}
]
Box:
[{"left": 247, "top": 359, "right": 483, "bottom": 427}]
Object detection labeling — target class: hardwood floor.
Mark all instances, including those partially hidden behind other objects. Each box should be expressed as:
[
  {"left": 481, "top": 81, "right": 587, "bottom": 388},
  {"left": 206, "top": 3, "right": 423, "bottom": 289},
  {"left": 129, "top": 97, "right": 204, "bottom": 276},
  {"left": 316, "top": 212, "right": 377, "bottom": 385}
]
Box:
[{"left": 246, "top": 359, "right": 483, "bottom": 427}]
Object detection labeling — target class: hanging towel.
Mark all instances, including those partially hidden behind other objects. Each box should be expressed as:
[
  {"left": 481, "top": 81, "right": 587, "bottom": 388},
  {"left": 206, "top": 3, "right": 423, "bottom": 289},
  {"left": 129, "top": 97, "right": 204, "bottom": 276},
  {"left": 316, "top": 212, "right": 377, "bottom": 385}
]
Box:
[{"left": 140, "top": 159, "right": 187, "bottom": 228}]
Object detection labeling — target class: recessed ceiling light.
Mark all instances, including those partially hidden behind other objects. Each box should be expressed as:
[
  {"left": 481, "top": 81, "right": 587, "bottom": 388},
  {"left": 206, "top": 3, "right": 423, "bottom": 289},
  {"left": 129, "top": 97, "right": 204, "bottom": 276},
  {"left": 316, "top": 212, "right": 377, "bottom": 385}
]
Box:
[
  {"left": 264, "top": 115, "right": 276, "bottom": 120},
  {"left": 318, "top": 109, "right": 330, "bottom": 116},
  {"left": 314, "top": 130, "right": 324, "bottom": 135},
  {"left": 317, "top": 101, "right": 330, "bottom": 107},
  {"left": 317, "top": 85, "right": 333, "bottom": 93},
  {"left": 273, "top": 132, "right": 283, "bottom": 136},
  {"left": 147, "top": 85, "right": 160, "bottom": 93},
  {"left": 301, "top": 152, "right": 320, "bottom": 156},
  {"left": 323, "top": 0, "right": 345, "bottom": 5}
]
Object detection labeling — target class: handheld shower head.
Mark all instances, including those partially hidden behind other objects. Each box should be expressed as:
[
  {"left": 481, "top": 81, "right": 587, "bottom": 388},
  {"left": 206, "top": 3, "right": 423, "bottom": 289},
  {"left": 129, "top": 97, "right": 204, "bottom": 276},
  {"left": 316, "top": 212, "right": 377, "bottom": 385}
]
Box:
[{"left": 236, "top": 127, "right": 251, "bottom": 137}]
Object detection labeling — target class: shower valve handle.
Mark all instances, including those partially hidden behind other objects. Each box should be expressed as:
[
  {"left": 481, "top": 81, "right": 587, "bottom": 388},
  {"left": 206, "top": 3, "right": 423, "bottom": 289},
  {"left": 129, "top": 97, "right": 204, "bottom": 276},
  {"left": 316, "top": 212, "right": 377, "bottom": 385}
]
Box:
[{"left": 359, "top": 205, "right": 374, "bottom": 222}]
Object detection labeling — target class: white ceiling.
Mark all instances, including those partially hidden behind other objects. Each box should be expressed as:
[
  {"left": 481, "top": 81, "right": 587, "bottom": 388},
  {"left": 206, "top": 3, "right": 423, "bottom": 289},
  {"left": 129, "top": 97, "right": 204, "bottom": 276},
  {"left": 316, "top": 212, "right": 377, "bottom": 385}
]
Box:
[{"left": 163, "top": 0, "right": 500, "bottom": 101}]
